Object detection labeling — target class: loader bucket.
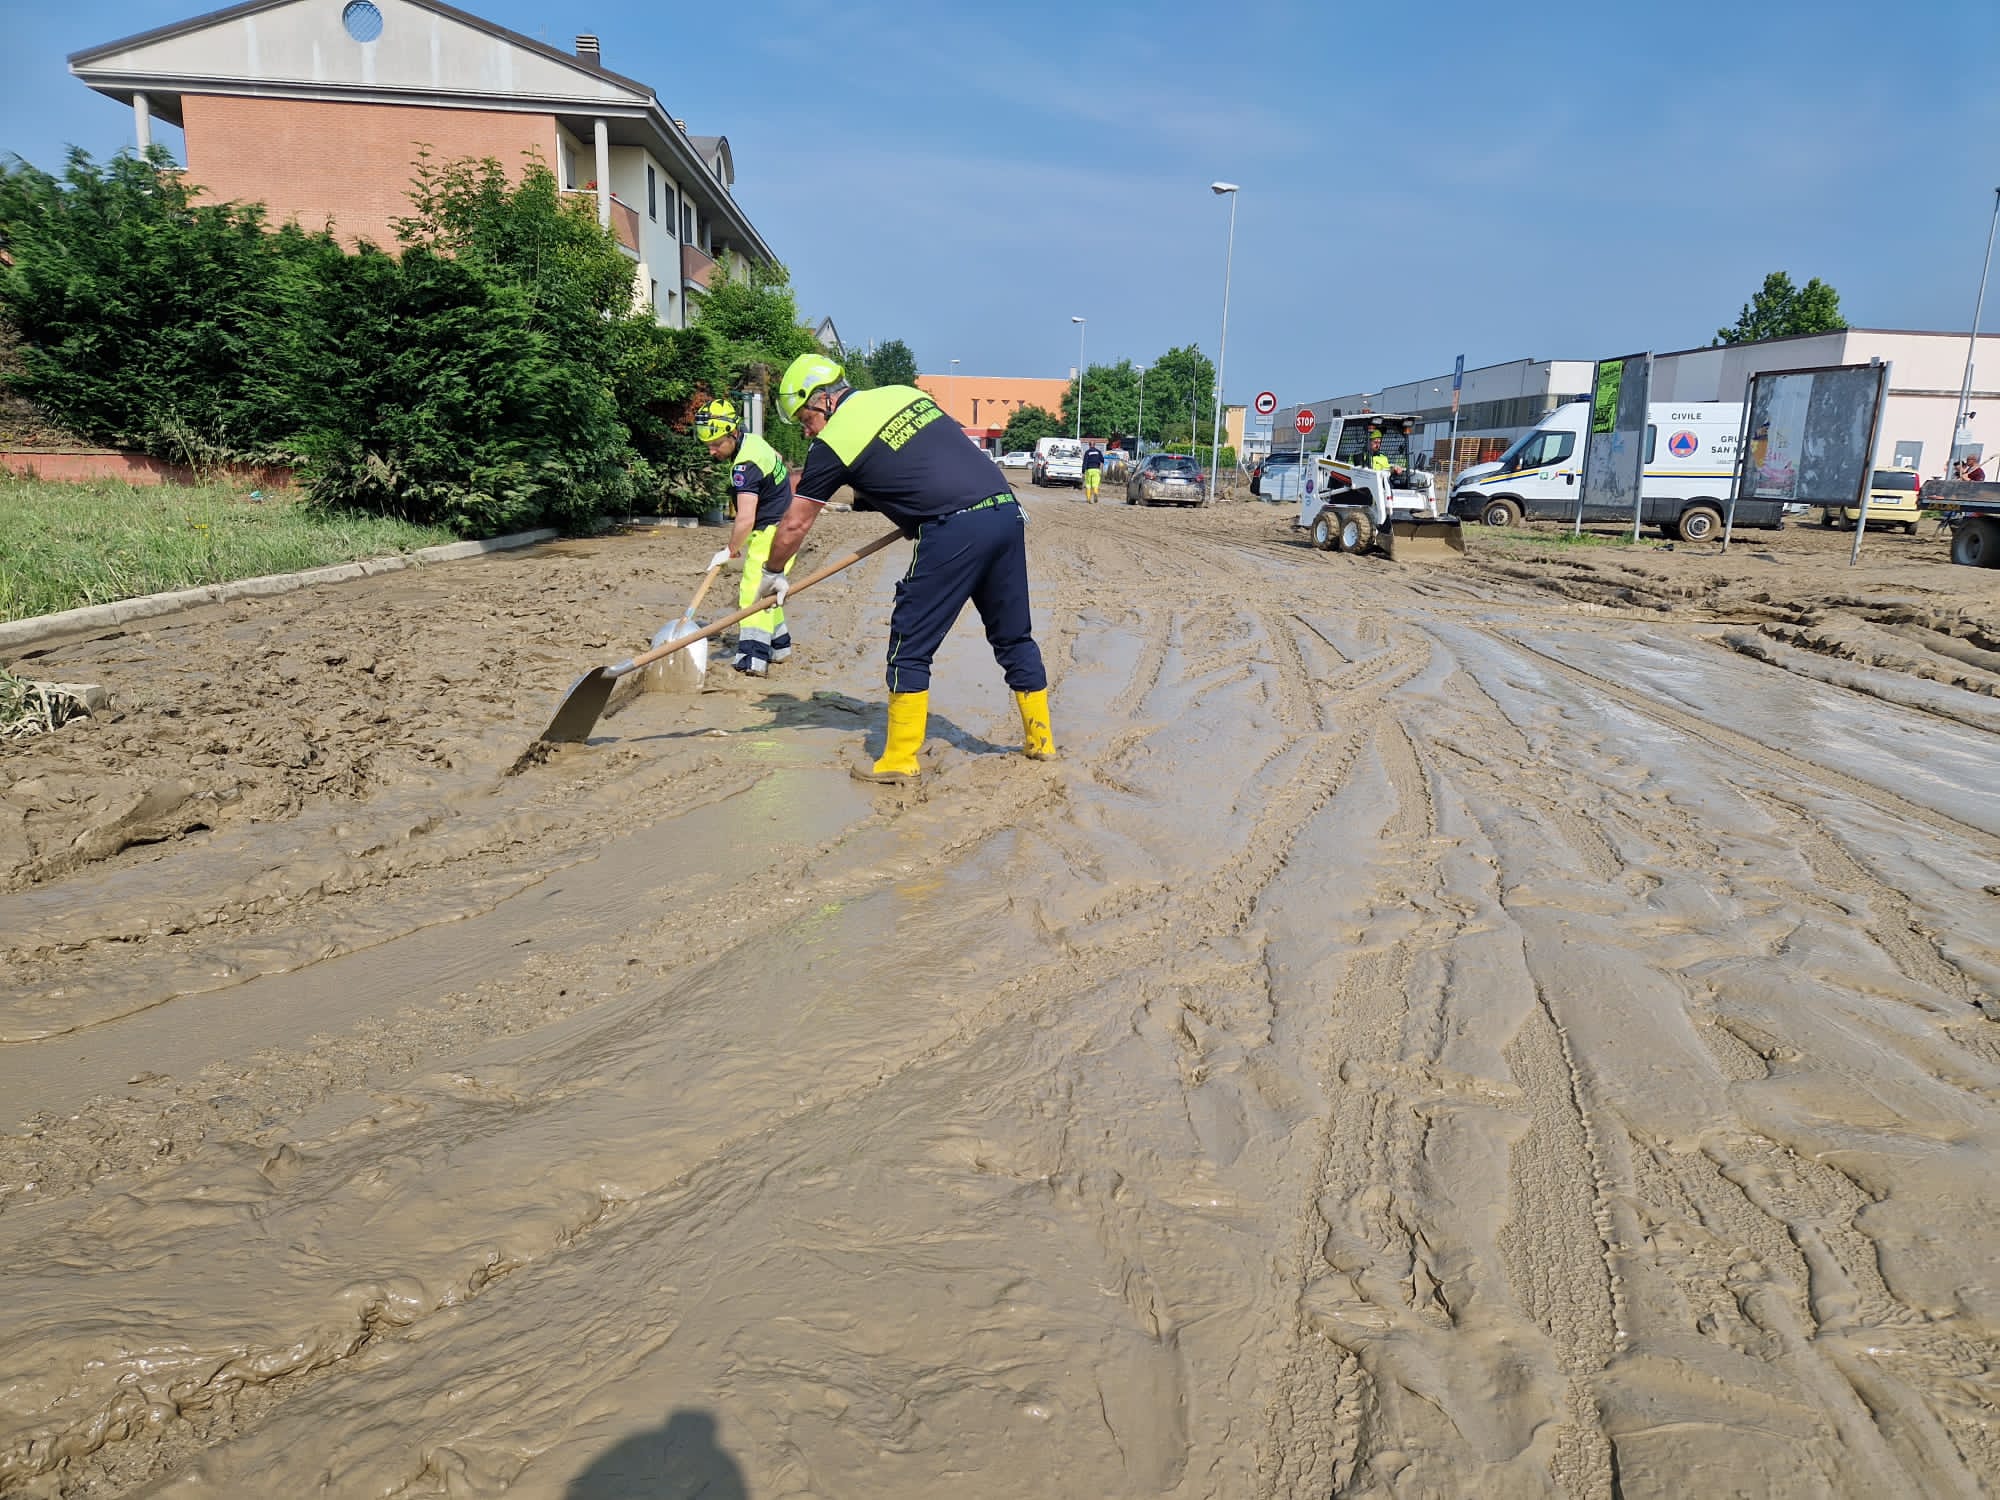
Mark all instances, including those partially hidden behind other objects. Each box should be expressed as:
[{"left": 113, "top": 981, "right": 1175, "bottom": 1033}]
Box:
[{"left": 1384, "top": 517, "right": 1466, "bottom": 561}]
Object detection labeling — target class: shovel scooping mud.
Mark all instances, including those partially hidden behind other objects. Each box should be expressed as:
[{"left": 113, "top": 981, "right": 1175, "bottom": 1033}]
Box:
[
  {"left": 539, "top": 529, "right": 902, "bottom": 745},
  {"left": 642, "top": 558, "right": 725, "bottom": 695}
]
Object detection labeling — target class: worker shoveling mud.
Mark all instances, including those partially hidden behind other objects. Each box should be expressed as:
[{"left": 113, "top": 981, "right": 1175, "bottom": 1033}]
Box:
[{"left": 1, "top": 497, "right": 1997, "bottom": 1499}]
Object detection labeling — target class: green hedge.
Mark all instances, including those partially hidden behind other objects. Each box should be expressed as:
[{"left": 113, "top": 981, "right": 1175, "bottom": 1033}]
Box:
[{"left": 0, "top": 150, "right": 819, "bottom": 535}]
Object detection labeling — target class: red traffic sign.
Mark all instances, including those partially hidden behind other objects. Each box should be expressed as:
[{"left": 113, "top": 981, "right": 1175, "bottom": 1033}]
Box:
[
  {"left": 1253, "top": 390, "right": 1277, "bottom": 417},
  {"left": 1294, "top": 409, "right": 1316, "bottom": 435}
]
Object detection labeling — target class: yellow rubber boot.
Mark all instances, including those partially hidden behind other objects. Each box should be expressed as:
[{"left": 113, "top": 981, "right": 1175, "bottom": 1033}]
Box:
[
  {"left": 1015, "top": 689, "right": 1056, "bottom": 761},
  {"left": 853, "top": 690, "right": 927, "bottom": 783}
]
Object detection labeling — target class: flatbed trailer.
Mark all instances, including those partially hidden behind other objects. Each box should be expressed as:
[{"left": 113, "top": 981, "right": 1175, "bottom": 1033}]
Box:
[{"left": 1921, "top": 480, "right": 2000, "bottom": 567}]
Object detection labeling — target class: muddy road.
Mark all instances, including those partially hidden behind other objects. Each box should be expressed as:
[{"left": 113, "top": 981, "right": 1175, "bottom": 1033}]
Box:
[{"left": 3, "top": 493, "right": 1998, "bottom": 1498}]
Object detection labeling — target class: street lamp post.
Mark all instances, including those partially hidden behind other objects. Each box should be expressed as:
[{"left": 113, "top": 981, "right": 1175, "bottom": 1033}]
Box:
[
  {"left": 1135, "top": 364, "right": 1147, "bottom": 454},
  {"left": 1207, "top": 181, "right": 1240, "bottom": 504},
  {"left": 1951, "top": 187, "right": 2000, "bottom": 476},
  {"left": 949, "top": 357, "right": 960, "bottom": 433},
  {"left": 1071, "top": 317, "right": 1087, "bottom": 441}
]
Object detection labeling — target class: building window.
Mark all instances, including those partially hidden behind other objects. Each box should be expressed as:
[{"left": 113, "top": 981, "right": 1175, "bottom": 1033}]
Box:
[
  {"left": 682, "top": 202, "right": 694, "bottom": 242},
  {"left": 1894, "top": 439, "right": 1923, "bottom": 471},
  {"left": 649, "top": 278, "right": 659, "bottom": 308},
  {"left": 341, "top": 0, "right": 383, "bottom": 42},
  {"left": 647, "top": 165, "right": 657, "bottom": 221}
]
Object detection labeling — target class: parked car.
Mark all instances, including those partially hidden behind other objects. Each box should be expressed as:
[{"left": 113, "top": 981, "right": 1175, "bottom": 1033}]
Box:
[
  {"left": 1126, "top": 453, "right": 1205, "bottom": 507},
  {"left": 997, "top": 450, "right": 1033, "bottom": 470},
  {"left": 1821, "top": 470, "right": 1922, "bottom": 534}
]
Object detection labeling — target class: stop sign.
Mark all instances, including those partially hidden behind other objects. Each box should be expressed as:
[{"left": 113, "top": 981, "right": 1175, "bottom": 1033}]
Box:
[{"left": 1294, "top": 410, "right": 1316, "bottom": 436}]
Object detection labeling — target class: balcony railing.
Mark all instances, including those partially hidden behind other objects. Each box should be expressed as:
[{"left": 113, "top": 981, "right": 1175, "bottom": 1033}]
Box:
[
  {"left": 682, "top": 242, "right": 716, "bottom": 291},
  {"left": 562, "top": 189, "right": 641, "bottom": 256}
]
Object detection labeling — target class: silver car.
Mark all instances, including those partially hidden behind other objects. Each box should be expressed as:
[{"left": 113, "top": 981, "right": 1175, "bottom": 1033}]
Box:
[{"left": 1125, "top": 453, "right": 1205, "bottom": 507}]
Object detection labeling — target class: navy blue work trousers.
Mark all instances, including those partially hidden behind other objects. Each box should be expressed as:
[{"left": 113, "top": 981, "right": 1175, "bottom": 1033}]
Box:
[{"left": 886, "top": 500, "right": 1047, "bottom": 696}]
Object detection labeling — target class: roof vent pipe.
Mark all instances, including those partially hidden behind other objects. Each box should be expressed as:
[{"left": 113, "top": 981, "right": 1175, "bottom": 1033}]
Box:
[
  {"left": 672, "top": 118, "right": 686, "bottom": 131},
  {"left": 574, "top": 34, "right": 600, "bottom": 61}
]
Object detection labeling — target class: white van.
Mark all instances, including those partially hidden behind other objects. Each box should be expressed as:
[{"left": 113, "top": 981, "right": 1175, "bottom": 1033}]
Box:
[
  {"left": 1450, "top": 401, "right": 1781, "bottom": 540},
  {"left": 1032, "top": 437, "right": 1084, "bottom": 488}
]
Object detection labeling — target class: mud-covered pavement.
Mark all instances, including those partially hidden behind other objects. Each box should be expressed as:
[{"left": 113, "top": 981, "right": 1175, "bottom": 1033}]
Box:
[{"left": 3, "top": 493, "right": 1998, "bottom": 1498}]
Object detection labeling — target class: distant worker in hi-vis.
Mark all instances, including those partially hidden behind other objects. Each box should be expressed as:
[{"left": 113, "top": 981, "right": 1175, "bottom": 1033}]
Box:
[
  {"left": 759, "top": 353, "right": 1055, "bottom": 783},
  {"left": 695, "top": 397, "right": 796, "bottom": 676}
]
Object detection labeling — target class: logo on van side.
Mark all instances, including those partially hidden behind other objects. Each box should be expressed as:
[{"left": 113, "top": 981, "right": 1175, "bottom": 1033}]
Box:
[{"left": 1667, "top": 430, "right": 1699, "bottom": 458}]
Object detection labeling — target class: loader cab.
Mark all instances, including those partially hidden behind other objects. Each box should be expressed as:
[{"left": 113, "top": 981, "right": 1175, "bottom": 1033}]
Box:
[{"left": 1329, "top": 415, "right": 1422, "bottom": 484}]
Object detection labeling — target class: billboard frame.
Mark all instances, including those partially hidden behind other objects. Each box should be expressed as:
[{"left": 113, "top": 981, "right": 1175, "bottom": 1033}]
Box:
[{"left": 1725, "top": 359, "right": 1890, "bottom": 560}]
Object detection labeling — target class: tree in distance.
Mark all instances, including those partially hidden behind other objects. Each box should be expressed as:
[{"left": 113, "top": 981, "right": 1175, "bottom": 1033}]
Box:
[
  {"left": 1002, "top": 404, "right": 1066, "bottom": 452},
  {"left": 868, "top": 338, "right": 919, "bottom": 387},
  {"left": 1715, "top": 271, "right": 1848, "bottom": 345}
]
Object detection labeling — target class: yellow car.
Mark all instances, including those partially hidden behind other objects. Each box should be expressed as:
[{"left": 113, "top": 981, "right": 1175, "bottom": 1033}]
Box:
[{"left": 1820, "top": 469, "right": 1922, "bottom": 534}]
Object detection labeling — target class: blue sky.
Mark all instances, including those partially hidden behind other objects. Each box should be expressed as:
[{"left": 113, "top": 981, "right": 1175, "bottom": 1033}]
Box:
[{"left": 5, "top": 0, "right": 1997, "bottom": 406}]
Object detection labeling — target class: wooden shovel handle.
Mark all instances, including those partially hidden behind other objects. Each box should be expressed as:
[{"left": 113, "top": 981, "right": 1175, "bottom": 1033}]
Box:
[
  {"left": 613, "top": 528, "right": 902, "bottom": 676},
  {"left": 683, "top": 562, "right": 723, "bottom": 619}
]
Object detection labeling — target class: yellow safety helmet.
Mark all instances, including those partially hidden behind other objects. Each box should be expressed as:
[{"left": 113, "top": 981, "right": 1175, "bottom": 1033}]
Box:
[
  {"left": 693, "top": 398, "right": 741, "bottom": 443},
  {"left": 777, "top": 352, "right": 845, "bottom": 422}
]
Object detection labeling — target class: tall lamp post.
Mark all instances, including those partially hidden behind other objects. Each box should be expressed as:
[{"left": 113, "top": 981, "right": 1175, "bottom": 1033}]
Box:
[
  {"left": 1071, "top": 317, "right": 1087, "bottom": 441},
  {"left": 1207, "top": 181, "right": 1240, "bottom": 504},
  {"left": 949, "top": 357, "right": 960, "bottom": 434},
  {"left": 1951, "top": 187, "right": 2000, "bottom": 476},
  {"left": 1135, "top": 364, "right": 1147, "bottom": 455}
]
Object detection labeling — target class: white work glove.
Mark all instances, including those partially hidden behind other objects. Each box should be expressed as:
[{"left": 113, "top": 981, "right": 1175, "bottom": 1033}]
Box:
[
  {"left": 761, "top": 573, "right": 790, "bottom": 608},
  {"left": 706, "top": 548, "right": 733, "bottom": 571}
]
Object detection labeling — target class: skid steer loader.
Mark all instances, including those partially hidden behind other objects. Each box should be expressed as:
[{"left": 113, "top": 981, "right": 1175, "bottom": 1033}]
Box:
[{"left": 1296, "top": 413, "right": 1465, "bottom": 561}]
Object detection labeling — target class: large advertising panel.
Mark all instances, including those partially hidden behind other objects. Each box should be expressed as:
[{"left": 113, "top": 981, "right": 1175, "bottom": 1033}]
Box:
[
  {"left": 1579, "top": 352, "right": 1650, "bottom": 536},
  {"left": 1729, "top": 361, "right": 1890, "bottom": 560}
]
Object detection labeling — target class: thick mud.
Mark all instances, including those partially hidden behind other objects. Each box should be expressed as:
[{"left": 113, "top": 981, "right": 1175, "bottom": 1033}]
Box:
[{"left": 2, "top": 497, "right": 1997, "bottom": 1498}]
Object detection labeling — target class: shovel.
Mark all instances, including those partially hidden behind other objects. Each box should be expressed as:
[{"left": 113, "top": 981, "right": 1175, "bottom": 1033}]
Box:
[
  {"left": 539, "top": 529, "right": 902, "bottom": 745},
  {"left": 642, "top": 559, "right": 725, "bottom": 694}
]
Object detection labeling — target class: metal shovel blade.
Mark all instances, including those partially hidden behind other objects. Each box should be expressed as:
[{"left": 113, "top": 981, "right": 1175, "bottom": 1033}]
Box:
[
  {"left": 540, "top": 667, "right": 619, "bottom": 744},
  {"left": 642, "top": 617, "right": 709, "bottom": 694}
]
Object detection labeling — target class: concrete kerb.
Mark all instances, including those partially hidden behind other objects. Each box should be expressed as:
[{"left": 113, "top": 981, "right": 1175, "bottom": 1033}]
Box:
[{"left": 0, "top": 528, "right": 559, "bottom": 656}]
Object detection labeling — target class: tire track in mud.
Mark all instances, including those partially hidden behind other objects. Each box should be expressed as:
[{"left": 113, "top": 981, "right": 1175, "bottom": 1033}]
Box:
[
  {"left": 1392, "top": 614, "right": 1999, "bottom": 1493},
  {"left": 6, "top": 506, "right": 1401, "bottom": 1495},
  {"left": 8, "top": 500, "right": 1999, "bottom": 1497}
]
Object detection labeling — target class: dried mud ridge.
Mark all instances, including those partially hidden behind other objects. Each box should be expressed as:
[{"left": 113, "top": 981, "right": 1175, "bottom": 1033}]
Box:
[{"left": 2, "top": 503, "right": 1997, "bottom": 1498}]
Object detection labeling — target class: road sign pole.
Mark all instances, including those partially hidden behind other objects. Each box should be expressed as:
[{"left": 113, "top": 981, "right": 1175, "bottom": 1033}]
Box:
[{"left": 1449, "top": 354, "right": 1464, "bottom": 486}]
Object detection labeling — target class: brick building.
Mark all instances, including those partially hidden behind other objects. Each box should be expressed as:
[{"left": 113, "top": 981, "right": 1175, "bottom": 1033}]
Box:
[{"left": 68, "top": 0, "right": 777, "bottom": 329}]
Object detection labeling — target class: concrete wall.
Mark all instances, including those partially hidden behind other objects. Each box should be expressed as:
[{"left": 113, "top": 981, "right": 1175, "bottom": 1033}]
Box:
[{"left": 183, "top": 93, "right": 557, "bottom": 248}]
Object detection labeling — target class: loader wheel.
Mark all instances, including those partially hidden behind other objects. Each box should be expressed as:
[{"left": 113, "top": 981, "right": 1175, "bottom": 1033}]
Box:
[
  {"left": 1677, "top": 503, "right": 1723, "bottom": 543},
  {"left": 1337, "top": 508, "right": 1376, "bottom": 554},
  {"left": 1950, "top": 517, "right": 2000, "bottom": 567},
  {"left": 1480, "top": 498, "right": 1521, "bottom": 528},
  {"left": 1310, "top": 513, "right": 1338, "bottom": 551}
]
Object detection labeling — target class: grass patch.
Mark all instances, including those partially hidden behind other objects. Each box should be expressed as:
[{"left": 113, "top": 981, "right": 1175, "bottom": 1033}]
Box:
[
  {"left": 1488, "top": 526, "right": 1673, "bottom": 551},
  {"left": 0, "top": 477, "right": 458, "bottom": 623}
]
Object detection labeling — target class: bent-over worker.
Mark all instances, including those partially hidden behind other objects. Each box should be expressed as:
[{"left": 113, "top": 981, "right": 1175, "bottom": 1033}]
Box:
[
  {"left": 695, "top": 397, "right": 797, "bottom": 676},
  {"left": 760, "top": 353, "right": 1055, "bottom": 783}
]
